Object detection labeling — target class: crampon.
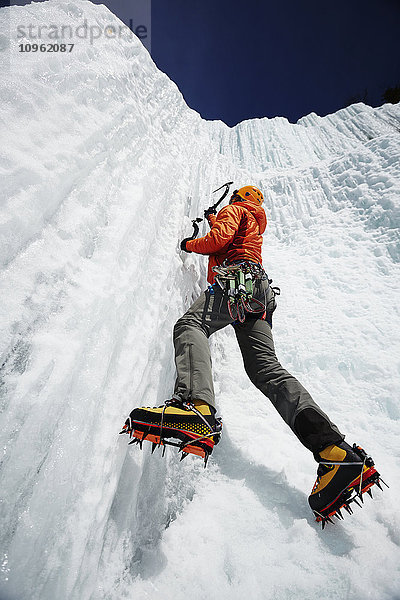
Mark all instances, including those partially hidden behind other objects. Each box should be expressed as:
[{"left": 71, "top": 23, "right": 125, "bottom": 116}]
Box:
[
  {"left": 119, "top": 409, "right": 222, "bottom": 468},
  {"left": 313, "top": 445, "right": 388, "bottom": 529}
]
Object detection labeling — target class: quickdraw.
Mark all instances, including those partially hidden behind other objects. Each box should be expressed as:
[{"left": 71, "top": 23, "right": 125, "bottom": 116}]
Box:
[{"left": 212, "top": 261, "right": 268, "bottom": 323}]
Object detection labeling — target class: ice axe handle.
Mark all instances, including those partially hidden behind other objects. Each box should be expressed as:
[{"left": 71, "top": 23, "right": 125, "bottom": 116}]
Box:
[
  {"left": 190, "top": 217, "right": 203, "bottom": 239},
  {"left": 210, "top": 181, "right": 234, "bottom": 211},
  {"left": 187, "top": 181, "right": 233, "bottom": 241},
  {"left": 202, "top": 181, "right": 234, "bottom": 222}
]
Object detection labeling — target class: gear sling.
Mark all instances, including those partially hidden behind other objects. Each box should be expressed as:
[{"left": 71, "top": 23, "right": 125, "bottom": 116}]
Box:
[{"left": 212, "top": 260, "right": 280, "bottom": 325}]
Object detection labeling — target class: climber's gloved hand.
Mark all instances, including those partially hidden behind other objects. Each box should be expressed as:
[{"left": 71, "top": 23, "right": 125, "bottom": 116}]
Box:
[
  {"left": 180, "top": 238, "right": 193, "bottom": 253},
  {"left": 204, "top": 207, "right": 217, "bottom": 221}
]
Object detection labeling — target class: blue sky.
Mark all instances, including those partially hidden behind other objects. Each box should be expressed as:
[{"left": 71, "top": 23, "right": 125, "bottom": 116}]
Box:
[{"left": 150, "top": 0, "right": 400, "bottom": 124}]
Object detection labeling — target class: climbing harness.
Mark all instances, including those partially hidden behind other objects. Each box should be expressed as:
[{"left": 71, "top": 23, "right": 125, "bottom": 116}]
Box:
[
  {"left": 212, "top": 261, "right": 280, "bottom": 324},
  {"left": 213, "top": 261, "right": 264, "bottom": 322}
]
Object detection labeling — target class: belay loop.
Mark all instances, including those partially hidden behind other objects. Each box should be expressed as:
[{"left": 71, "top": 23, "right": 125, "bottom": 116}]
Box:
[{"left": 212, "top": 261, "right": 267, "bottom": 323}]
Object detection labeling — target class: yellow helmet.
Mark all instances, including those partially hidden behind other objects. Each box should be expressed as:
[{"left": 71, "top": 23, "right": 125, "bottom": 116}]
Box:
[{"left": 233, "top": 185, "right": 264, "bottom": 205}]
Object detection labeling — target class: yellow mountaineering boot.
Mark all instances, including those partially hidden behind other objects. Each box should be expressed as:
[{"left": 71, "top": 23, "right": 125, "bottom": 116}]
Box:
[
  {"left": 309, "top": 441, "right": 384, "bottom": 527},
  {"left": 120, "top": 399, "right": 222, "bottom": 465}
]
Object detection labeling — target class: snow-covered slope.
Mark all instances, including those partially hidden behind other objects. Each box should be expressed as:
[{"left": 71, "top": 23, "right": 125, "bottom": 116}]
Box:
[{"left": 1, "top": 2, "right": 400, "bottom": 599}]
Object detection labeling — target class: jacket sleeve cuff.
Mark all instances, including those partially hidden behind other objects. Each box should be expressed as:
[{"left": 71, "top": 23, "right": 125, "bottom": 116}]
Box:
[{"left": 186, "top": 239, "right": 195, "bottom": 252}]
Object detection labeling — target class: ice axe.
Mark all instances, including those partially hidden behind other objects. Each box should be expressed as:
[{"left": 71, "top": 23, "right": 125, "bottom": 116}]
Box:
[{"left": 188, "top": 181, "right": 234, "bottom": 240}]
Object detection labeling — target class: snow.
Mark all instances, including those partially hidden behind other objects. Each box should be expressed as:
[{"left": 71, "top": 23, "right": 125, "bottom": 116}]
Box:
[{"left": 1, "top": 1, "right": 400, "bottom": 599}]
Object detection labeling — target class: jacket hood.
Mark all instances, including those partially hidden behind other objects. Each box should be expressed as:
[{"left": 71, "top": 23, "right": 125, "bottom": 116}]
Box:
[{"left": 233, "top": 200, "right": 267, "bottom": 234}]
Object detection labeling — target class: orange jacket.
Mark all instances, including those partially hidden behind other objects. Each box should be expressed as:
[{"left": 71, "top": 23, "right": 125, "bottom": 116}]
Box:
[{"left": 186, "top": 200, "right": 267, "bottom": 284}]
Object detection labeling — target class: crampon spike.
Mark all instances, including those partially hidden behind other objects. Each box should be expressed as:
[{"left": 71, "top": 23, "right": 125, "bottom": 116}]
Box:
[
  {"left": 312, "top": 454, "right": 388, "bottom": 528},
  {"left": 119, "top": 421, "right": 131, "bottom": 435},
  {"left": 122, "top": 419, "right": 217, "bottom": 466}
]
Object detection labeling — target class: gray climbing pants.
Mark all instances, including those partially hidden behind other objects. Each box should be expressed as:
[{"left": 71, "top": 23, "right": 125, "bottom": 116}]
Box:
[{"left": 173, "top": 276, "right": 344, "bottom": 454}]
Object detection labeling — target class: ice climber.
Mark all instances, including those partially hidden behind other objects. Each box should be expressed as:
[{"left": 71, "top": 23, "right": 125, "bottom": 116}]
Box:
[{"left": 121, "top": 185, "right": 384, "bottom": 526}]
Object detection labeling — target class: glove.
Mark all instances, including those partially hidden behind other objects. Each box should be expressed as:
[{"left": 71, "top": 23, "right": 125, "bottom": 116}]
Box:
[
  {"left": 204, "top": 207, "right": 217, "bottom": 221},
  {"left": 180, "top": 238, "right": 193, "bottom": 253}
]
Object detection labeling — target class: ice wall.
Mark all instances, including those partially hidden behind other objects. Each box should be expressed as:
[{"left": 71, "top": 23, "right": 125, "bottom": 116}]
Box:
[{"left": 1, "top": 2, "right": 400, "bottom": 599}]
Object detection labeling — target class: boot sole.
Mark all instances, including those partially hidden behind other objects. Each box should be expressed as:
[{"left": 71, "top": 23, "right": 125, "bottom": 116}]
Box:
[{"left": 124, "top": 419, "right": 216, "bottom": 459}]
